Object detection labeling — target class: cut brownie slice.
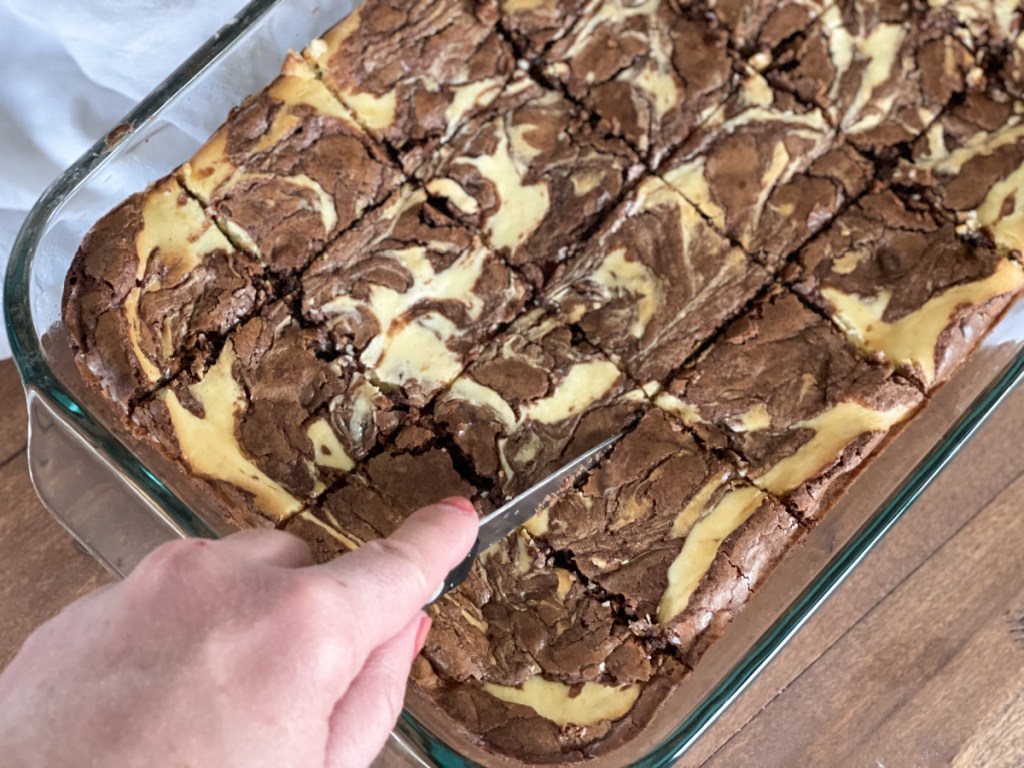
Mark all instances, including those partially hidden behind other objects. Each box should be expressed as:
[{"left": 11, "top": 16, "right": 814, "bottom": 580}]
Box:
[
  {"left": 542, "top": 175, "right": 770, "bottom": 388},
  {"left": 659, "top": 72, "right": 843, "bottom": 266},
  {"left": 411, "top": 529, "right": 683, "bottom": 761},
  {"left": 657, "top": 290, "right": 923, "bottom": 520},
  {"left": 791, "top": 188, "right": 1024, "bottom": 390},
  {"left": 767, "top": 1, "right": 977, "bottom": 157},
  {"left": 63, "top": 175, "right": 264, "bottom": 406},
  {"left": 893, "top": 88, "right": 1024, "bottom": 260},
  {"left": 432, "top": 308, "right": 647, "bottom": 504},
  {"left": 305, "top": 0, "right": 514, "bottom": 173},
  {"left": 302, "top": 186, "right": 530, "bottom": 406},
  {"left": 541, "top": 0, "right": 734, "bottom": 164},
  {"left": 137, "top": 302, "right": 406, "bottom": 527},
  {"left": 420, "top": 74, "right": 642, "bottom": 287},
  {"left": 539, "top": 409, "right": 802, "bottom": 660},
  {"left": 179, "top": 53, "right": 401, "bottom": 273},
  {"left": 287, "top": 439, "right": 480, "bottom": 558}
]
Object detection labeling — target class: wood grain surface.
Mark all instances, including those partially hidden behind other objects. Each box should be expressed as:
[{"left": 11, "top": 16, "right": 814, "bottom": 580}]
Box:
[{"left": 0, "top": 357, "right": 1021, "bottom": 766}]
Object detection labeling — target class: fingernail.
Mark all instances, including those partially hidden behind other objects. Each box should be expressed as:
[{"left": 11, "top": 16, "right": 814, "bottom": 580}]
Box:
[
  {"left": 438, "top": 496, "right": 477, "bottom": 518},
  {"left": 413, "top": 614, "right": 432, "bottom": 660}
]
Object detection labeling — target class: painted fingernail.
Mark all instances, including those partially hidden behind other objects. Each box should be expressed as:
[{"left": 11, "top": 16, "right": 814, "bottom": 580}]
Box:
[
  {"left": 413, "top": 614, "right": 432, "bottom": 660},
  {"left": 438, "top": 497, "right": 477, "bottom": 517}
]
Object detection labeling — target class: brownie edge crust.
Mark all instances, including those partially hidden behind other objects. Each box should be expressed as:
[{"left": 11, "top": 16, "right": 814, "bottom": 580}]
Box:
[{"left": 61, "top": 0, "right": 1024, "bottom": 764}]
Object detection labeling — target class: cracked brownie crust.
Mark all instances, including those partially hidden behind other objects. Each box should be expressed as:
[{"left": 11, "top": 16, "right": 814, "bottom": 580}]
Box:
[{"left": 61, "top": 0, "right": 1024, "bottom": 763}]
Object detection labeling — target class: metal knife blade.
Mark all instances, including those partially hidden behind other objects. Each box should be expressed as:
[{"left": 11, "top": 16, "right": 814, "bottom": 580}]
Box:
[{"left": 426, "top": 432, "right": 624, "bottom": 604}]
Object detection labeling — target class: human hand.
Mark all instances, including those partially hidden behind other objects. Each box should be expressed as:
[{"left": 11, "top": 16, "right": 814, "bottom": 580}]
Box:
[{"left": 0, "top": 498, "right": 478, "bottom": 768}]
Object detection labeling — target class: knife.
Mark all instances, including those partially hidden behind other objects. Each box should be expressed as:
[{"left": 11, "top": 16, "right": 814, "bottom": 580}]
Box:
[{"left": 426, "top": 432, "right": 624, "bottom": 604}]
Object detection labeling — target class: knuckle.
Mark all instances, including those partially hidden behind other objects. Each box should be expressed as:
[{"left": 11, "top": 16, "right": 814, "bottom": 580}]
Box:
[
  {"left": 130, "top": 538, "right": 212, "bottom": 590},
  {"left": 278, "top": 575, "right": 343, "bottom": 639},
  {"left": 359, "top": 538, "right": 429, "bottom": 593}
]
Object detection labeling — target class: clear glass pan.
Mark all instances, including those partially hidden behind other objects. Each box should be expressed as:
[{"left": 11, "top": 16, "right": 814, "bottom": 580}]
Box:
[{"left": 6, "top": 1, "right": 1023, "bottom": 764}]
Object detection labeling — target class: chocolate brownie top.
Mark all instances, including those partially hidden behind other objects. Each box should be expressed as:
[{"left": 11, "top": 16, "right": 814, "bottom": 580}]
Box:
[
  {"left": 658, "top": 290, "right": 923, "bottom": 518},
  {"left": 792, "top": 188, "right": 1024, "bottom": 388},
  {"left": 895, "top": 88, "right": 1024, "bottom": 259},
  {"left": 544, "top": 175, "right": 768, "bottom": 386},
  {"left": 420, "top": 74, "right": 641, "bottom": 284},
  {"left": 767, "top": 2, "right": 977, "bottom": 157},
  {"left": 659, "top": 72, "right": 836, "bottom": 264},
  {"left": 433, "top": 308, "right": 646, "bottom": 502},
  {"left": 180, "top": 53, "right": 401, "bottom": 273},
  {"left": 306, "top": 0, "right": 514, "bottom": 172},
  {"left": 542, "top": 0, "right": 734, "bottom": 164},
  {"left": 63, "top": 176, "right": 263, "bottom": 405},
  {"left": 302, "top": 185, "right": 529, "bottom": 406}
]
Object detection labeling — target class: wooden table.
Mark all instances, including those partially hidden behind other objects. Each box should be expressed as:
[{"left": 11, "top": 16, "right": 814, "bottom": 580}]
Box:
[{"left": 1, "top": 357, "right": 1021, "bottom": 765}]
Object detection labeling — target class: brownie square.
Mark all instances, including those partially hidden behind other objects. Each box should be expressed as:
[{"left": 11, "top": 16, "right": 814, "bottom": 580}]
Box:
[
  {"left": 432, "top": 308, "right": 647, "bottom": 503},
  {"left": 419, "top": 74, "right": 642, "bottom": 286},
  {"left": 766, "top": 1, "right": 976, "bottom": 157},
  {"left": 539, "top": 408, "right": 801, "bottom": 659},
  {"left": 657, "top": 290, "right": 923, "bottom": 520},
  {"left": 413, "top": 529, "right": 680, "bottom": 761},
  {"left": 179, "top": 53, "right": 401, "bottom": 273},
  {"left": 302, "top": 186, "right": 530, "bottom": 406},
  {"left": 659, "top": 72, "right": 847, "bottom": 265},
  {"left": 893, "top": 88, "right": 1024, "bottom": 260},
  {"left": 135, "top": 301, "right": 412, "bottom": 526},
  {"left": 543, "top": 175, "right": 770, "bottom": 387},
  {"left": 541, "top": 0, "right": 734, "bottom": 164},
  {"left": 286, "top": 441, "right": 481, "bottom": 559},
  {"left": 791, "top": 188, "right": 1024, "bottom": 389},
  {"left": 63, "top": 175, "right": 264, "bottom": 406},
  {"left": 306, "top": 0, "right": 515, "bottom": 173}
]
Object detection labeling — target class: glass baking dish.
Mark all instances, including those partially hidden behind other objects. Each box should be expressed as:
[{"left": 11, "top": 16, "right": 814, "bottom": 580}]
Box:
[{"left": 5, "top": 0, "right": 1023, "bottom": 764}]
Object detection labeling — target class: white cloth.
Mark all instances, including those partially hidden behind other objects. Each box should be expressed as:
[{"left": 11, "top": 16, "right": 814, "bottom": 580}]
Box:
[{"left": 0, "top": 0, "right": 249, "bottom": 359}]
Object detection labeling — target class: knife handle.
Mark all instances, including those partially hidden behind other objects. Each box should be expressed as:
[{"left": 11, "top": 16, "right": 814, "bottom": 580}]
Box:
[{"left": 425, "top": 535, "right": 479, "bottom": 605}]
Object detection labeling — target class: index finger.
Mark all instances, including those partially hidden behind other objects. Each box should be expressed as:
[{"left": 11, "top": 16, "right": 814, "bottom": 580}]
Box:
[{"left": 315, "top": 498, "right": 478, "bottom": 652}]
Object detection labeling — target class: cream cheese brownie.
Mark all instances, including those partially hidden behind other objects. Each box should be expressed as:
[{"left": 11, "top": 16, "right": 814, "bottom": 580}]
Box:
[
  {"left": 419, "top": 74, "right": 642, "bottom": 287},
  {"left": 791, "top": 188, "right": 1024, "bottom": 390},
  {"left": 767, "top": 0, "right": 977, "bottom": 158},
  {"left": 543, "top": 175, "right": 770, "bottom": 387},
  {"left": 63, "top": 175, "right": 264, "bottom": 406},
  {"left": 305, "top": 0, "right": 514, "bottom": 173},
  {"left": 659, "top": 72, "right": 848, "bottom": 266},
  {"left": 658, "top": 290, "right": 923, "bottom": 520},
  {"left": 538, "top": 409, "right": 801, "bottom": 661},
  {"left": 894, "top": 88, "right": 1024, "bottom": 259},
  {"left": 287, "top": 442, "right": 480, "bottom": 559},
  {"left": 541, "top": 0, "right": 734, "bottom": 164},
  {"left": 413, "top": 529, "right": 685, "bottom": 762},
  {"left": 135, "top": 301, "right": 406, "bottom": 527},
  {"left": 432, "top": 308, "right": 647, "bottom": 503},
  {"left": 179, "top": 53, "right": 401, "bottom": 273},
  {"left": 301, "top": 185, "right": 529, "bottom": 406}
]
